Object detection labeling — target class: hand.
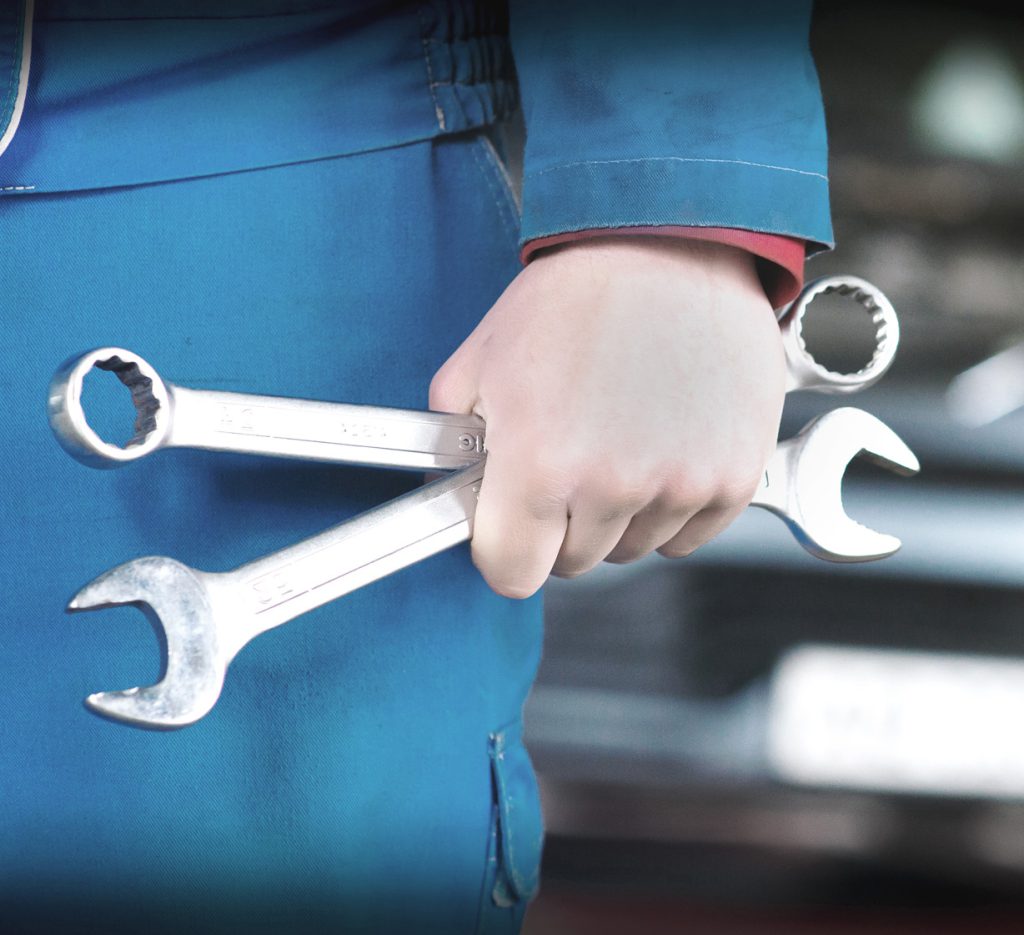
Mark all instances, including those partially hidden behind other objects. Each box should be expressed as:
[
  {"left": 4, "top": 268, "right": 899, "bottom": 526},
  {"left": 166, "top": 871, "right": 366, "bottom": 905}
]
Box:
[{"left": 429, "top": 237, "right": 786, "bottom": 599}]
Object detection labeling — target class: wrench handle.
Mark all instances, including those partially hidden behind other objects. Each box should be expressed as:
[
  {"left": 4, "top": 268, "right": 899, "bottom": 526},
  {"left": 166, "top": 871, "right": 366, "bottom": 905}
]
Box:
[
  {"left": 170, "top": 386, "right": 486, "bottom": 472},
  {"left": 219, "top": 463, "right": 483, "bottom": 656}
]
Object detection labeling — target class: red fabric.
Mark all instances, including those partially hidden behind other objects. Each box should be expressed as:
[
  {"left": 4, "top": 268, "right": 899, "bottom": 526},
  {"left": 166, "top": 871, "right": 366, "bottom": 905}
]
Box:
[{"left": 521, "top": 226, "right": 806, "bottom": 310}]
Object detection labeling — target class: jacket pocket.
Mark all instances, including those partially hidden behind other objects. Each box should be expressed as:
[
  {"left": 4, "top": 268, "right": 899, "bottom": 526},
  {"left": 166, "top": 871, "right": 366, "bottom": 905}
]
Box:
[{"left": 476, "top": 718, "right": 543, "bottom": 934}]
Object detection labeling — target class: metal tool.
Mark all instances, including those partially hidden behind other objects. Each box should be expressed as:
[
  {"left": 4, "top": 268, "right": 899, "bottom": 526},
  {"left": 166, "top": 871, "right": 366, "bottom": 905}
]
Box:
[
  {"left": 48, "top": 350, "right": 485, "bottom": 473},
  {"left": 48, "top": 276, "right": 898, "bottom": 471},
  {"left": 66, "top": 407, "right": 919, "bottom": 729},
  {"left": 779, "top": 275, "right": 898, "bottom": 395}
]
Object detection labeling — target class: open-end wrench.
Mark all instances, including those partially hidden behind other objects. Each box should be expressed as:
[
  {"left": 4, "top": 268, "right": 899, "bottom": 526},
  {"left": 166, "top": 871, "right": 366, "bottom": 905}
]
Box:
[
  {"left": 66, "top": 407, "right": 919, "bottom": 729},
  {"left": 48, "top": 276, "right": 898, "bottom": 471}
]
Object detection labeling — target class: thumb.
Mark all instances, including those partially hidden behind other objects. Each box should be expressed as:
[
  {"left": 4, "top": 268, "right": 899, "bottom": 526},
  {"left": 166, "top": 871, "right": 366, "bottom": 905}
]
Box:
[{"left": 429, "top": 345, "right": 480, "bottom": 416}]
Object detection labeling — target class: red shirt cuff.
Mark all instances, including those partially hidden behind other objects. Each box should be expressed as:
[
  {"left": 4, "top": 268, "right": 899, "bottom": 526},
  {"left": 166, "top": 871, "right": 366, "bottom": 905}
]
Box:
[{"left": 521, "top": 226, "right": 806, "bottom": 310}]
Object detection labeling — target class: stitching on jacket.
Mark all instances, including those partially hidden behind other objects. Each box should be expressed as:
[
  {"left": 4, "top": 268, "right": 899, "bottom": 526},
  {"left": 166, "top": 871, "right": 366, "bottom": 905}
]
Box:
[
  {"left": 470, "top": 139, "right": 517, "bottom": 244},
  {"left": 1, "top": 184, "right": 34, "bottom": 191},
  {"left": 416, "top": 7, "right": 446, "bottom": 131},
  {"left": 477, "top": 134, "right": 520, "bottom": 215},
  {"left": 526, "top": 156, "right": 828, "bottom": 182}
]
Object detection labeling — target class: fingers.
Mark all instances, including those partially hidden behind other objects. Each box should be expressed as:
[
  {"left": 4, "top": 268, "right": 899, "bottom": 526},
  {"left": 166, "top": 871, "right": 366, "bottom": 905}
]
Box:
[
  {"left": 471, "top": 453, "right": 763, "bottom": 597},
  {"left": 654, "top": 506, "right": 740, "bottom": 559},
  {"left": 603, "top": 497, "right": 699, "bottom": 565},
  {"left": 470, "top": 449, "right": 569, "bottom": 599},
  {"left": 551, "top": 506, "right": 635, "bottom": 579}
]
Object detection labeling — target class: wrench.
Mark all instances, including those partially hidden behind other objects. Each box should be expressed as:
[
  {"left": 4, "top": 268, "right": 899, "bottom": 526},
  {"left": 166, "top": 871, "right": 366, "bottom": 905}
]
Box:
[
  {"left": 48, "top": 276, "right": 898, "bottom": 471},
  {"left": 66, "top": 407, "right": 919, "bottom": 729}
]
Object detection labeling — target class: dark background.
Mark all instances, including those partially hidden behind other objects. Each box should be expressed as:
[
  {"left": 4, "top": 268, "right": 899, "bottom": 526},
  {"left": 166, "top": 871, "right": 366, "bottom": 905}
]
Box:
[{"left": 524, "top": 3, "right": 1024, "bottom": 932}]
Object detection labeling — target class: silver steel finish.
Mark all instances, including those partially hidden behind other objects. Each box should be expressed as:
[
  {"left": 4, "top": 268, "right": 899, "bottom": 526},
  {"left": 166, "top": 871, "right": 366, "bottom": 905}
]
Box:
[
  {"left": 752, "top": 407, "right": 919, "bottom": 562},
  {"left": 48, "top": 348, "right": 487, "bottom": 472},
  {"left": 68, "top": 462, "right": 484, "bottom": 728},
  {"left": 67, "top": 407, "right": 918, "bottom": 729},
  {"left": 48, "top": 278, "right": 898, "bottom": 471},
  {"left": 779, "top": 276, "right": 899, "bottom": 395}
]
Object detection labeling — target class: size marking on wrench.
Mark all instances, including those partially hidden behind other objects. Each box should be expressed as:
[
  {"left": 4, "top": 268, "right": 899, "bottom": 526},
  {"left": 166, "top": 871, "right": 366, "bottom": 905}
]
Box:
[
  {"left": 48, "top": 276, "right": 897, "bottom": 472},
  {"left": 66, "top": 407, "right": 918, "bottom": 730}
]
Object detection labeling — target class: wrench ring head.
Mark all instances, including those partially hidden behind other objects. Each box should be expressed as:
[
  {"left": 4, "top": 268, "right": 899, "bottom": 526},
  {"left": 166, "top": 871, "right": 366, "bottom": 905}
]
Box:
[
  {"left": 782, "top": 276, "right": 900, "bottom": 395},
  {"left": 48, "top": 347, "right": 171, "bottom": 468}
]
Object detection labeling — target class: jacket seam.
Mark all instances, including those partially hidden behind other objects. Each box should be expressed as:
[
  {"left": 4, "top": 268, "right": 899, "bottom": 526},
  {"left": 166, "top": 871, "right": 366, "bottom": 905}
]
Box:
[
  {"left": 525, "top": 155, "right": 828, "bottom": 182},
  {"left": 469, "top": 138, "right": 517, "bottom": 244},
  {"left": 477, "top": 133, "right": 520, "bottom": 215},
  {"left": 416, "top": 6, "right": 446, "bottom": 132}
]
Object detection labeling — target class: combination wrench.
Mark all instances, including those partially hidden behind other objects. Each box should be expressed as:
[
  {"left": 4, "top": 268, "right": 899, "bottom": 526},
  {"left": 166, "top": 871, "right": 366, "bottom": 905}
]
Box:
[
  {"left": 66, "top": 407, "right": 920, "bottom": 729},
  {"left": 49, "top": 276, "right": 898, "bottom": 472}
]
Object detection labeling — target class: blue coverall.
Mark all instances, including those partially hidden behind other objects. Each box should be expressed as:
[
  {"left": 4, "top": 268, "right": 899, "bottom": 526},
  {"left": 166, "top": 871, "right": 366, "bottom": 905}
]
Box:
[{"left": 0, "top": 2, "right": 831, "bottom": 932}]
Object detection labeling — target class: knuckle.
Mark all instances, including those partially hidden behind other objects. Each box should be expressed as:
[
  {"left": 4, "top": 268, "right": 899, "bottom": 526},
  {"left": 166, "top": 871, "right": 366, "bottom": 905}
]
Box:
[
  {"left": 513, "top": 451, "right": 576, "bottom": 503},
  {"left": 579, "top": 469, "right": 647, "bottom": 517},
  {"left": 659, "top": 471, "right": 712, "bottom": 512},
  {"left": 714, "top": 467, "right": 763, "bottom": 506},
  {"left": 521, "top": 482, "right": 570, "bottom": 523}
]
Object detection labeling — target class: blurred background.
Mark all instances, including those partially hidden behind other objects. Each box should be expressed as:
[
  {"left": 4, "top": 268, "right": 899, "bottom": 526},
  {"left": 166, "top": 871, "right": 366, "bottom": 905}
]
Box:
[{"left": 523, "top": 2, "right": 1024, "bottom": 932}]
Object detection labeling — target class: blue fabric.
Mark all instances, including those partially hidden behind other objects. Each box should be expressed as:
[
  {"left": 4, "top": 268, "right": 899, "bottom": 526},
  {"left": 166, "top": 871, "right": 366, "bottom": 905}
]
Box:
[
  {"left": 0, "top": 1, "right": 517, "bottom": 193},
  {"left": 0, "top": 8, "right": 541, "bottom": 933},
  {"left": 510, "top": 0, "right": 833, "bottom": 251},
  {"left": 0, "top": 1, "right": 28, "bottom": 150},
  {"left": 0, "top": 2, "right": 832, "bottom": 931}
]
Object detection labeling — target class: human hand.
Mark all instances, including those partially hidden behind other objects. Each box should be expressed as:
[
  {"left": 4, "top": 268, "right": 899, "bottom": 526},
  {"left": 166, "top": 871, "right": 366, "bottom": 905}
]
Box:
[{"left": 429, "top": 237, "right": 786, "bottom": 598}]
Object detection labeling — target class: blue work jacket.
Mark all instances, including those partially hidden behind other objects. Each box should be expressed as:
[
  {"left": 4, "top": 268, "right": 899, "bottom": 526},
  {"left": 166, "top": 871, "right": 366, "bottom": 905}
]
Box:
[
  {"left": 0, "top": 2, "right": 831, "bottom": 931},
  {"left": 0, "top": 0, "right": 833, "bottom": 250}
]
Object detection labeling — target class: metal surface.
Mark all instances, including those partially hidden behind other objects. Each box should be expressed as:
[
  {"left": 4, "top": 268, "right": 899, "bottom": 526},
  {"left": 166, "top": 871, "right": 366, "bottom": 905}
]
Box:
[
  {"left": 780, "top": 276, "right": 899, "bottom": 394},
  {"left": 48, "top": 347, "right": 487, "bottom": 472},
  {"left": 67, "top": 462, "right": 484, "bottom": 728},
  {"left": 48, "top": 277, "right": 897, "bottom": 471},
  {"left": 752, "top": 408, "right": 919, "bottom": 562},
  {"left": 65, "top": 407, "right": 918, "bottom": 729}
]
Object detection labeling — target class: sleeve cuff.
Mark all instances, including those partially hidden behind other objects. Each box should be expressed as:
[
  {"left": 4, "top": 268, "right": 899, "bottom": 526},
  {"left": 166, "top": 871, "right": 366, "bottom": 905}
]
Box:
[{"left": 521, "top": 226, "right": 806, "bottom": 310}]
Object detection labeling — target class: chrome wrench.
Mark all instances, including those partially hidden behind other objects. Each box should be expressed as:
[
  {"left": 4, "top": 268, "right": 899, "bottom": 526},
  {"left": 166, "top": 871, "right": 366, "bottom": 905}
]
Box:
[
  {"left": 48, "top": 276, "right": 898, "bottom": 471},
  {"left": 67, "top": 407, "right": 919, "bottom": 729}
]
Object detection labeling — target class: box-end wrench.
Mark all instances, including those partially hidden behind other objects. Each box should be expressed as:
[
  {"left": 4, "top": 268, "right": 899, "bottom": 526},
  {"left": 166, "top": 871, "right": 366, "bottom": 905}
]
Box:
[
  {"left": 66, "top": 407, "right": 919, "bottom": 730},
  {"left": 48, "top": 277, "right": 898, "bottom": 472}
]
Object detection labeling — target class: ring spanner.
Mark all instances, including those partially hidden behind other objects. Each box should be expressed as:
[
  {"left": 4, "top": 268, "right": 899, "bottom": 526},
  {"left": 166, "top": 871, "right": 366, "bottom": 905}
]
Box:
[
  {"left": 66, "top": 407, "right": 919, "bottom": 729},
  {"left": 49, "top": 276, "right": 898, "bottom": 472}
]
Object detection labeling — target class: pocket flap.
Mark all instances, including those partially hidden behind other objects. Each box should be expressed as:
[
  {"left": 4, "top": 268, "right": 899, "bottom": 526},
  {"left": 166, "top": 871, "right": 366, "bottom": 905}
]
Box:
[{"left": 488, "top": 719, "right": 543, "bottom": 903}]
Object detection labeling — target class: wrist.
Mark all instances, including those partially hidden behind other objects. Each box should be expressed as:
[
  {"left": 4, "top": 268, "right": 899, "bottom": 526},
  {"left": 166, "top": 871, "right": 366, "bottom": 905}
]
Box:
[{"left": 529, "top": 234, "right": 768, "bottom": 309}]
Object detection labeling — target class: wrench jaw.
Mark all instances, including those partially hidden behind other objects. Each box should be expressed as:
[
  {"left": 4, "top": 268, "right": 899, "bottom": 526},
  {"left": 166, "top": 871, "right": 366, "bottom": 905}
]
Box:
[
  {"left": 67, "top": 557, "right": 226, "bottom": 729},
  {"left": 769, "top": 408, "right": 920, "bottom": 563},
  {"left": 48, "top": 347, "right": 172, "bottom": 469}
]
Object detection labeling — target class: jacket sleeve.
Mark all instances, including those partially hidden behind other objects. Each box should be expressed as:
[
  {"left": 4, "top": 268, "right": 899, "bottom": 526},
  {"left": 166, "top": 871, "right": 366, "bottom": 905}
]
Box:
[{"left": 507, "top": 0, "right": 834, "bottom": 258}]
